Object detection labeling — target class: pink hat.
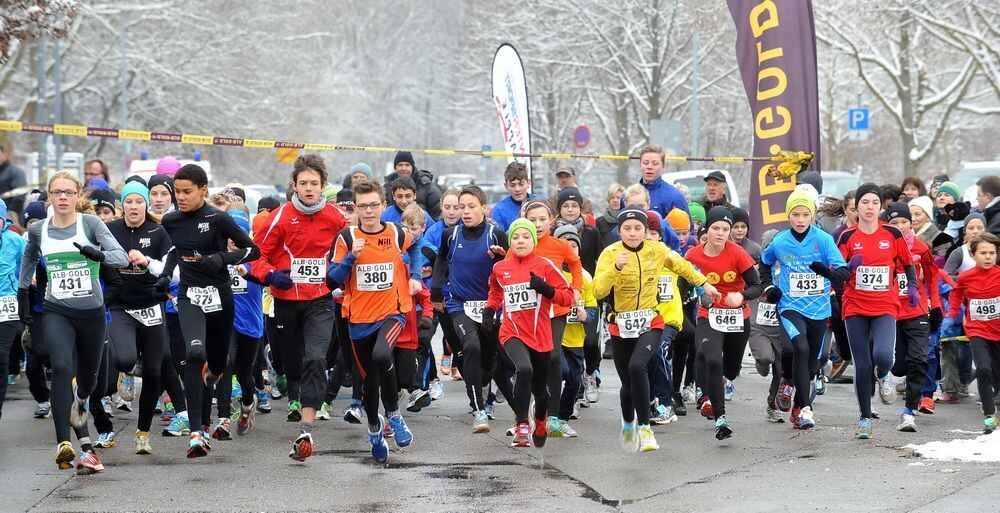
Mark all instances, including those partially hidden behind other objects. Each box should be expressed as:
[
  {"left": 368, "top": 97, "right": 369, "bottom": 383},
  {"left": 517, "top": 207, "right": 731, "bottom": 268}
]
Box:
[{"left": 156, "top": 156, "right": 181, "bottom": 175}]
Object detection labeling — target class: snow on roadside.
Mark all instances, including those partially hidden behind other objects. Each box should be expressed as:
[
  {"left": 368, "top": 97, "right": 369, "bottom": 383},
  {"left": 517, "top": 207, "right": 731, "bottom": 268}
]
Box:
[{"left": 905, "top": 434, "right": 1000, "bottom": 462}]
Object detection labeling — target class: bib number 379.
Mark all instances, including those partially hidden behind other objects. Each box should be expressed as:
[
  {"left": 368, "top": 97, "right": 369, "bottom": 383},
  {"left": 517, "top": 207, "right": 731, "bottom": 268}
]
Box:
[{"left": 186, "top": 286, "right": 222, "bottom": 313}]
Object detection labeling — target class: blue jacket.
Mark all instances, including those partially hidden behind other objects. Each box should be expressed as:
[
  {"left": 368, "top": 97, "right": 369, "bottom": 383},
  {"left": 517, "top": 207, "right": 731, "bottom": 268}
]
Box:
[
  {"left": 232, "top": 263, "right": 264, "bottom": 338},
  {"left": 381, "top": 204, "right": 432, "bottom": 228},
  {"left": 491, "top": 193, "right": 543, "bottom": 233},
  {"left": 0, "top": 221, "right": 26, "bottom": 298},
  {"left": 623, "top": 178, "right": 692, "bottom": 230}
]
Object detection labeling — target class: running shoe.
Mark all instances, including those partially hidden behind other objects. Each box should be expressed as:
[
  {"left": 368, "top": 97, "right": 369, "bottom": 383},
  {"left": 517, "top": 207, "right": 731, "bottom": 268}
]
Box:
[
  {"left": 257, "top": 390, "right": 271, "bottom": 413},
  {"left": 897, "top": 412, "right": 917, "bottom": 432},
  {"left": 230, "top": 376, "right": 242, "bottom": 400},
  {"left": 895, "top": 380, "right": 906, "bottom": 396},
  {"left": 343, "top": 401, "right": 363, "bottom": 424},
  {"left": 673, "top": 393, "right": 687, "bottom": 416},
  {"left": 6, "top": 374, "right": 14, "bottom": 386},
  {"left": 856, "top": 418, "right": 874, "bottom": 440},
  {"left": 69, "top": 383, "right": 89, "bottom": 430},
  {"left": 286, "top": 400, "right": 302, "bottom": 422},
  {"left": 959, "top": 383, "right": 971, "bottom": 398},
  {"left": 638, "top": 424, "right": 659, "bottom": 452},
  {"left": 211, "top": 418, "right": 232, "bottom": 440},
  {"left": 237, "top": 399, "right": 256, "bottom": 436},
  {"left": 94, "top": 431, "right": 117, "bottom": 448},
  {"left": 724, "top": 378, "right": 735, "bottom": 401},
  {"left": 561, "top": 422, "right": 579, "bottom": 438},
  {"left": 918, "top": 397, "right": 936, "bottom": 414},
  {"left": 681, "top": 384, "right": 696, "bottom": 404},
  {"left": 715, "top": 416, "right": 733, "bottom": 440},
  {"left": 532, "top": 418, "right": 549, "bottom": 448},
  {"left": 101, "top": 396, "right": 114, "bottom": 417},
  {"left": 871, "top": 407, "right": 880, "bottom": 420},
  {"left": 117, "top": 373, "right": 136, "bottom": 402},
  {"left": 315, "top": 402, "right": 332, "bottom": 421},
  {"left": 570, "top": 402, "right": 581, "bottom": 420},
  {"left": 765, "top": 405, "right": 785, "bottom": 423},
  {"left": 815, "top": 377, "right": 826, "bottom": 396},
  {"left": 387, "top": 414, "right": 413, "bottom": 447},
  {"left": 154, "top": 398, "right": 164, "bottom": 415},
  {"left": 34, "top": 402, "right": 51, "bottom": 419},
  {"left": 187, "top": 432, "right": 211, "bottom": 458},
  {"left": 699, "top": 399, "right": 714, "bottom": 420},
  {"left": 134, "top": 431, "right": 153, "bottom": 455},
  {"left": 829, "top": 360, "right": 849, "bottom": 381},
  {"left": 451, "top": 368, "right": 463, "bottom": 381},
  {"left": 651, "top": 406, "right": 677, "bottom": 425},
  {"left": 114, "top": 394, "right": 132, "bottom": 412},
  {"left": 160, "top": 407, "right": 175, "bottom": 422},
  {"left": 790, "top": 407, "right": 802, "bottom": 426},
  {"left": 163, "top": 413, "right": 191, "bottom": 437},
  {"left": 406, "top": 389, "right": 431, "bottom": 413},
  {"left": 429, "top": 379, "right": 445, "bottom": 400},
  {"left": 484, "top": 403, "right": 496, "bottom": 420},
  {"left": 76, "top": 450, "right": 104, "bottom": 475},
  {"left": 384, "top": 420, "right": 394, "bottom": 439},
  {"left": 440, "top": 355, "right": 452, "bottom": 376},
  {"left": 797, "top": 406, "right": 815, "bottom": 430},
  {"left": 201, "top": 362, "right": 221, "bottom": 389},
  {"left": 369, "top": 416, "right": 389, "bottom": 462},
  {"left": 584, "top": 374, "right": 599, "bottom": 403},
  {"left": 289, "top": 432, "right": 314, "bottom": 462},
  {"left": 878, "top": 374, "right": 897, "bottom": 404},
  {"left": 984, "top": 415, "right": 998, "bottom": 434},
  {"left": 937, "top": 393, "right": 961, "bottom": 404},
  {"left": 776, "top": 379, "right": 793, "bottom": 412},
  {"left": 511, "top": 422, "right": 531, "bottom": 447},
  {"left": 547, "top": 417, "right": 565, "bottom": 438},
  {"left": 472, "top": 411, "right": 491, "bottom": 434},
  {"left": 55, "top": 441, "right": 76, "bottom": 470},
  {"left": 620, "top": 420, "right": 639, "bottom": 453}
]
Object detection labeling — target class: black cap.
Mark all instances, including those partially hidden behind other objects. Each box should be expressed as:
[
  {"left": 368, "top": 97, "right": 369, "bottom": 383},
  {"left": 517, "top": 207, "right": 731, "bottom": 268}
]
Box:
[
  {"left": 731, "top": 207, "right": 750, "bottom": 227},
  {"left": 557, "top": 187, "right": 583, "bottom": 212},
  {"left": 228, "top": 187, "right": 246, "bottom": 202},
  {"left": 705, "top": 205, "right": 734, "bottom": 228},
  {"left": 555, "top": 164, "right": 575, "bottom": 176},
  {"left": 704, "top": 171, "right": 726, "bottom": 183},
  {"left": 393, "top": 151, "right": 415, "bottom": 168},
  {"left": 855, "top": 182, "right": 881, "bottom": 204},
  {"left": 90, "top": 189, "right": 116, "bottom": 212},
  {"left": 257, "top": 196, "right": 280, "bottom": 213},
  {"left": 124, "top": 175, "right": 147, "bottom": 187},
  {"left": 617, "top": 205, "right": 649, "bottom": 226},
  {"left": 882, "top": 202, "right": 911, "bottom": 223}
]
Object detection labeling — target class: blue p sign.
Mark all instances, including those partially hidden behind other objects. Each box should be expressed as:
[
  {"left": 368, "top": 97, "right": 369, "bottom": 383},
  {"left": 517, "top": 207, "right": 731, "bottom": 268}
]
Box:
[{"left": 849, "top": 108, "right": 869, "bottom": 130}]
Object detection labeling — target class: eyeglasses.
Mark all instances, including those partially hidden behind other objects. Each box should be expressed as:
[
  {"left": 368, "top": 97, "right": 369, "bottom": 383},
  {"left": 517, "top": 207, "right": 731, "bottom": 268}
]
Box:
[
  {"left": 356, "top": 202, "right": 382, "bottom": 211},
  {"left": 49, "top": 189, "right": 79, "bottom": 197}
]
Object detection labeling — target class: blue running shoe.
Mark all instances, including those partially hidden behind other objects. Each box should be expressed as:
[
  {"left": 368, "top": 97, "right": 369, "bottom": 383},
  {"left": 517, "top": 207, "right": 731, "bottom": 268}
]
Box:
[
  {"left": 163, "top": 413, "right": 191, "bottom": 437},
  {"left": 256, "top": 390, "right": 271, "bottom": 414},
  {"left": 724, "top": 379, "right": 735, "bottom": 401},
  {"left": 369, "top": 416, "right": 389, "bottom": 463},
  {"left": 388, "top": 413, "right": 413, "bottom": 447}
]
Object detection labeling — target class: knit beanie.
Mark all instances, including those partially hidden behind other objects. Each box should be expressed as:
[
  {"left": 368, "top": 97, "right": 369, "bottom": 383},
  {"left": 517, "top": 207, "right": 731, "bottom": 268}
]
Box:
[{"left": 508, "top": 218, "right": 538, "bottom": 244}]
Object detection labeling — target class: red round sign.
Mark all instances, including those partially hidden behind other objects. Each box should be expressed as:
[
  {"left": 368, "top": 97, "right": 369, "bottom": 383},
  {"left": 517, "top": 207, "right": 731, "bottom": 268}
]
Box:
[{"left": 573, "top": 125, "right": 590, "bottom": 148}]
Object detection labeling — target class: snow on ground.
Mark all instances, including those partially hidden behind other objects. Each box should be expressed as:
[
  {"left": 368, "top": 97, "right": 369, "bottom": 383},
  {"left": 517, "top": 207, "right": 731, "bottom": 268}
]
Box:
[{"left": 906, "top": 433, "right": 1000, "bottom": 462}]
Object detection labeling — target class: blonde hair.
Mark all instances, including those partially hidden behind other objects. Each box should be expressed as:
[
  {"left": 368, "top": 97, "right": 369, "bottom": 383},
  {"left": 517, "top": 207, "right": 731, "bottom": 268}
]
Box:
[
  {"left": 401, "top": 204, "right": 427, "bottom": 227},
  {"left": 606, "top": 183, "right": 626, "bottom": 201},
  {"left": 639, "top": 144, "right": 665, "bottom": 161},
  {"left": 75, "top": 197, "right": 96, "bottom": 215},
  {"left": 210, "top": 192, "right": 234, "bottom": 210},
  {"left": 48, "top": 171, "right": 83, "bottom": 193},
  {"left": 624, "top": 184, "right": 650, "bottom": 205},
  {"left": 441, "top": 188, "right": 461, "bottom": 205}
]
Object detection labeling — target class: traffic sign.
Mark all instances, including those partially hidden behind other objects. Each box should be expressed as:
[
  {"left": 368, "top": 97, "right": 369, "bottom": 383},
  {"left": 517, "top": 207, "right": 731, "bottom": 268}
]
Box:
[
  {"left": 848, "top": 108, "right": 869, "bottom": 130},
  {"left": 573, "top": 125, "right": 590, "bottom": 148}
]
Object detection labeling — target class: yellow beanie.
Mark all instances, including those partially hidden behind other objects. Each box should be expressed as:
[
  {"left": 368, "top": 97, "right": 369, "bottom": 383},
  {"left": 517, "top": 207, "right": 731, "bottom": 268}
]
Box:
[{"left": 785, "top": 188, "right": 816, "bottom": 217}]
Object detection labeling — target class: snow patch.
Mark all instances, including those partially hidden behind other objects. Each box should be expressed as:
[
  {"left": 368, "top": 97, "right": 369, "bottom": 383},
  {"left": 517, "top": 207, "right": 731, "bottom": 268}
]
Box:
[{"left": 905, "top": 434, "right": 1000, "bottom": 462}]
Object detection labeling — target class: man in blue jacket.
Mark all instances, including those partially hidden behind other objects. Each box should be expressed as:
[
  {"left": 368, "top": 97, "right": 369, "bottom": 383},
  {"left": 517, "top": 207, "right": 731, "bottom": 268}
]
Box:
[
  {"left": 625, "top": 144, "right": 691, "bottom": 230},
  {"left": 490, "top": 162, "right": 543, "bottom": 232}
]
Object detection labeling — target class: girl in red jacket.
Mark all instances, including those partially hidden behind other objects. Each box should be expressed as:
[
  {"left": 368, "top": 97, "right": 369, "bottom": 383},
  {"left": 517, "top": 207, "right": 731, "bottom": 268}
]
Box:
[
  {"left": 485, "top": 218, "right": 574, "bottom": 448},
  {"left": 947, "top": 233, "right": 1000, "bottom": 433}
]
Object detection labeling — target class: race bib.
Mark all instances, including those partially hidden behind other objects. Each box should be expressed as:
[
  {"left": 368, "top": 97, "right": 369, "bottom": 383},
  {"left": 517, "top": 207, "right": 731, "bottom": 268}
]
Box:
[
  {"left": 755, "top": 302, "right": 779, "bottom": 326},
  {"left": 709, "top": 307, "right": 744, "bottom": 333},
  {"left": 615, "top": 309, "right": 655, "bottom": 338},
  {"left": 463, "top": 300, "right": 487, "bottom": 324},
  {"left": 0, "top": 296, "right": 18, "bottom": 323},
  {"left": 567, "top": 300, "right": 586, "bottom": 324},
  {"left": 856, "top": 266, "right": 890, "bottom": 292},
  {"left": 50, "top": 268, "right": 93, "bottom": 300},
  {"left": 503, "top": 283, "right": 538, "bottom": 313},
  {"left": 356, "top": 263, "right": 394, "bottom": 291},
  {"left": 291, "top": 258, "right": 325, "bottom": 284},
  {"left": 896, "top": 273, "right": 907, "bottom": 297},
  {"left": 788, "top": 272, "right": 823, "bottom": 298},
  {"left": 970, "top": 297, "right": 1000, "bottom": 322},
  {"left": 229, "top": 266, "right": 248, "bottom": 294},
  {"left": 127, "top": 305, "right": 164, "bottom": 327},
  {"left": 657, "top": 275, "right": 675, "bottom": 303},
  {"left": 187, "top": 286, "right": 222, "bottom": 313}
]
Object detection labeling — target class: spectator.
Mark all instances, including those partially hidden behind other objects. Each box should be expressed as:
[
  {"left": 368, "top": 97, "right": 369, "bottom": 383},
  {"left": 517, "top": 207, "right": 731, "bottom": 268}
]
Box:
[
  {"left": 84, "top": 159, "right": 110, "bottom": 186},
  {"left": 627, "top": 144, "right": 690, "bottom": 225},
  {"left": 384, "top": 151, "right": 443, "bottom": 220},
  {"left": 554, "top": 186, "right": 600, "bottom": 274},
  {"left": 350, "top": 162, "right": 372, "bottom": 187},
  {"left": 595, "top": 183, "right": 625, "bottom": 247},
  {"left": 699, "top": 171, "right": 736, "bottom": 211},
  {"left": 928, "top": 174, "right": 949, "bottom": 199},
  {"left": 880, "top": 183, "right": 903, "bottom": 207},
  {"left": 552, "top": 164, "right": 592, "bottom": 214},
  {"left": 977, "top": 176, "right": 1000, "bottom": 236},
  {"left": 156, "top": 156, "right": 181, "bottom": 176},
  {"left": 909, "top": 195, "right": 952, "bottom": 260},
  {"left": 901, "top": 176, "right": 927, "bottom": 200},
  {"left": 491, "top": 162, "right": 541, "bottom": 232},
  {"left": 0, "top": 144, "right": 26, "bottom": 218}
]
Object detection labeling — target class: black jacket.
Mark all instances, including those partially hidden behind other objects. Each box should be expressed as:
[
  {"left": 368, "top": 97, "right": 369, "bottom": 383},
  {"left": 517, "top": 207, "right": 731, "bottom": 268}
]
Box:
[
  {"left": 384, "top": 169, "right": 444, "bottom": 220},
  {"left": 106, "top": 218, "right": 173, "bottom": 309},
  {"left": 0, "top": 160, "right": 27, "bottom": 214},
  {"left": 984, "top": 200, "right": 1000, "bottom": 237}
]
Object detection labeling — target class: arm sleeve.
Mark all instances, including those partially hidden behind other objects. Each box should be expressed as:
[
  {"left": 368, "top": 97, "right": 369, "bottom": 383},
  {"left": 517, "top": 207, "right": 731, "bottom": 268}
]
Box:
[
  {"left": 904, "top": 264, "right": 917, "bottom": 288},
  {"left": 249, "top": 210, "right": 281, "bottom": 281},
  {"left": 922, "top": 250, "right": 942, "bottom": 309},
  {"left": 944, "top": 249, "right": 962, "bottom": 279},
  {"left": 88, "top": 216, "right": 129, "bottom": 268},
  {"left": 404, "top": 232, "right": 422, "bottom": 282},
  {"left": 219, "top": 215, "right": 260, "bottom": 266},
  {"left": 591, "top": 246, "right": 619, "bottom": 300},
  {"left": 741, "top": 265, "right": 763, "bottom": 301},
  {"left": 663, "top": 246, "right": 708, "bottom": 286},
  {"left": 430, "top": 227, "right": 454, "bottom": 292},
  {"left": 486, "top": 270, "right": 503, "bottom": 311},
  {"left": 565, "top": 242, "right": 584, "bottom": 291},
  {"left": 823, "top": 234, "right": 850, "bottom": 285},
  {"left": 546, "top": 261, "right": 575, "bottom": 308},
  {"left": 326, "top": 233, "right": 356, "bottom": 284},
  {"left": 759, "top": 262, "right": 775, "bottom": 289},
  {"left": 18, "top": 224, "right": 41, "bottom": 289},
  {"left": 101, "top": 263, "right": 123, "bottom": 306},
  {"left": 947, "top": 277, "right": 965, "bottom": 318}
]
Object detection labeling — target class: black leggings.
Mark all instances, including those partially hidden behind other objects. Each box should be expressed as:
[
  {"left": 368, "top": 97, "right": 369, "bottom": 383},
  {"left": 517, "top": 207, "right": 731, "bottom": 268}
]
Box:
[
  {"left": 502, "top": 338, "right": 550, "bottom": 424},
  {"left": 830, "top": 293, "right": 851, "bottom": 362},
  {"left": 546, "top": 316, "right": 568, "bottom": 414},
  {"left": 25, "top": 316, "right": 51, "bottom": 404},
  {"left": 583, "top": 316, "right": 601, "bottom": 375},
  {"left": 892, "top": 316, "right": 929, "bottom": 411},
  {"left": 0, "top": 321, "right": 19, "bottom": 418},
  {"left": 87, "top": 340, "right": 114, "bottom": 435},
  {"left": 452, "top": 311, "right": 501, "bottom": 411},
  {"left": 778, "top": 310, "right": 827, "bottom": 409},
  {"left": 695, "top": 317, "right": 750, "bottom": 419},
  {"left": 206, "top": 331, "right": 261, "bottom": 420},
  {"left": 844, "top": 314, "right": 895, "bottom": 419},
  {"left": 160, "top": 312, "right": 188, "bottom": 412},
  {"left": 109, "top": 308, "right": 166, "bottom": 432},
  {"left": 611, "top": 330, "right": 659, "bottom": 425},
  {"left": 351, "top": 318, "right": 402, "bottom": 427},
  {"left": 971, "top": 337, "right": 1000, "bottom": 416},
  {"left": 44, "top": 308, "right": 106, "bottom": 444},
  {"left": 439, "top": 309, "right": 461, "bottom": 359},
  {"left": 274, "top": 297, "right": 335, "bottom": 410},
  {"left": 176, "top": 291, "right": 235, "bottom": 431}
]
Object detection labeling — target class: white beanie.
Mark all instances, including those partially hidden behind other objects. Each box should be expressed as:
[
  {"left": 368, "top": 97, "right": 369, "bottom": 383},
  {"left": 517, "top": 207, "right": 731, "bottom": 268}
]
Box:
[{"left": 908, "top": 196, "right": 934, "bottom": 219}]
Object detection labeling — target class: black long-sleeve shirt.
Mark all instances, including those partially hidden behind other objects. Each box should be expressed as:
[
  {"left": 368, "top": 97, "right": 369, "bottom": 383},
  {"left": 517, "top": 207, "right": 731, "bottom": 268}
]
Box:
[
  {"left": 106, "top": 218, "right": 173, "bottom": 309},
  {"left": 161, "top": 203, "right": 259, "bottom": 292}
]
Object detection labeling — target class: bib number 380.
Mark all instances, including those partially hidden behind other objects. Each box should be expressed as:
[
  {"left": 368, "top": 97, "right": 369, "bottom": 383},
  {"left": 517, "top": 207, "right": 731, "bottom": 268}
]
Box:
[{"left": 356, "top": 263, "right": 394, "bottom": 291}]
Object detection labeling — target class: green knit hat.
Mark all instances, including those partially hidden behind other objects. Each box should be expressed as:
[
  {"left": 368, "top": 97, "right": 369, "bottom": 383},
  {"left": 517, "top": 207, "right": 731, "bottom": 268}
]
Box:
[
  {"left": 508, "top": 218, "right": 538, "bottom": 244},
  {"left": 688, "top": 203, "right": 706, "bottom": 223},
  {"left": 936, "top": 181, "right": 961, "bottom": 202}
]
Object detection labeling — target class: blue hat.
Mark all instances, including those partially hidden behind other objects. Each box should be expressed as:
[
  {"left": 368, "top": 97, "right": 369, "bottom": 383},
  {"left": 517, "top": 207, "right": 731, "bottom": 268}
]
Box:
[
  {"left": 121, "top": 181, "right": 150, "bottom": 206},
  {"left": 351, "top": 162, "right": 372, "bottom": 177},
  {"left": 228, "top": 209, "right": 251, "bottom": 233},
  {"left": 23, "top": 201, "right": 47, "bottom": 225}
]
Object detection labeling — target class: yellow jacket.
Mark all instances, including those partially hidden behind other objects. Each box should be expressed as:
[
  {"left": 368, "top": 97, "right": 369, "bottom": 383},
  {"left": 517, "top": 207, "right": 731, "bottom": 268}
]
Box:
[
  {"left": 594, "top": 240, "right": 707, "bottom": 317},
  {"left": 563, "top": 269, "right": 597, "bottom": 348},
  {"left": 654, "top": 266, "right": 684, "bottom": 330}
]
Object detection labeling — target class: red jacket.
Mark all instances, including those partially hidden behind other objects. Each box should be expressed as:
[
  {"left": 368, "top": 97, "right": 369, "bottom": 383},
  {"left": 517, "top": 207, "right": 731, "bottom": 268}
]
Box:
[
  {"left": 487, "top": 252, "right": 574, "bottom": 352},
  {"left": 250, "top": 202, "right": 346, "bottom": 301},
  {"left": 948, "top": 265, "right": 1000, "bottom": 341},
  {"left": 897, "top": 237, "right": 942, "bottom": 320},
  {"left": 398, "top": 284, "right": 433, "bottom": 350}
]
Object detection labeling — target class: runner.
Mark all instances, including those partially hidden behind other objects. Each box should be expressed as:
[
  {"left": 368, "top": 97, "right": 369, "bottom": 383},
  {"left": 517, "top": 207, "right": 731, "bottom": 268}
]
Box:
[
  {"left": 946, "top": 233, "right": 1000, "bottom": 433},
  {"left": 430, "top": 185, "right": 508, "bottom": 433},
  {"left": 836, "top": 183, "right": 917, "bottom": 440},
  {"left": 491, "top": 162, "right": 541, "bottom": 233},
  {"left": 759, "top": 189, "right": 848, "bottom": 429},
  {"left": 148, "top": 174, "right": 176, "bottom": 216},
  {"left": 158, "top": 164, "right": 260, "bottom": 458},
  {"left": 594, "top": 207, "right": 716, "bottom": 452},
  {"left": 248, "top": 154, "right": 345, "bottom": 461},
  {"left": 0, "top": 199, "right": 27, "bottom": 421},
  {"left": 485, "top": 218, "right": 574, "bottom": 448},
  {"left": 642, "top": 213, "right": 683, "bottom": 425},
  {"left": 684, "top": 206, "right": 762, "bottom": 441},
  {"left": 327, "top": 177, "right": 424, "bottom": 463},
  {"left": 18, "top": 171, "right": 129, "bottom": 473},
  {"left": 424, "top": 188, "right": 461, "bottom": 380}
]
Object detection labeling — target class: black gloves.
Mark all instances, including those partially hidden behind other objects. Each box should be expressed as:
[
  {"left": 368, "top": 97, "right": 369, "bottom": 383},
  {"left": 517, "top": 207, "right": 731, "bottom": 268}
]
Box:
[
  {"left": 267, "top": 269, "right": 293, "bottom": 290},
  {"left": 481, "top": 307, "right": 499, "bottom": 332},
  {"left": 154, "top": 275, "right": 171, "bottom": 294},
  {"left": 419, "top": 315, "right": 433, "bottom": 330},
  {"left": 17, "top": 288, "right": 32, "bottom": 326},
  {"left": 198, "top": 253, "right": 225, "bottom": 274},
  {"left": 528, "top": 272, "right": 556, "bottom": 299},
  {"left": 929, "top": 307, "right": 943, "bottom": 332},
  {"left": 944, "top": 201, "right": 971, "bottom": 221},
  {"left": 808, "top": 261, "right": 832, "bottom": 280},
  {"left": 430, "top": 288, "right": 444, "bottom": 303},
  {"left": 74, "top": 242, "right": 105, "bottom": 262},
  {"left": 764, "top": 285, "right": 783, "bottom": 303}
]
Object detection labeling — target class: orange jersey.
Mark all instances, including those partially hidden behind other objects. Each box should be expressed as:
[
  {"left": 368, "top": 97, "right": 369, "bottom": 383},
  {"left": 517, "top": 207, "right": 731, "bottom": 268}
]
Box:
[
  {"left": 507, "top": 233, "right": 582, "bottom": 316},
  {"left": 331, "top": 223, "right": 414, "bottom": 323}
]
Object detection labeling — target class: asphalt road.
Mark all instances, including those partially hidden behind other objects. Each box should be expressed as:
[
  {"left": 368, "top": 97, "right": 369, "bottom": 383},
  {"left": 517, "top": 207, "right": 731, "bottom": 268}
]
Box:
[{"left": 3, "top": 338, "right": 999, "bottom": 513}]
